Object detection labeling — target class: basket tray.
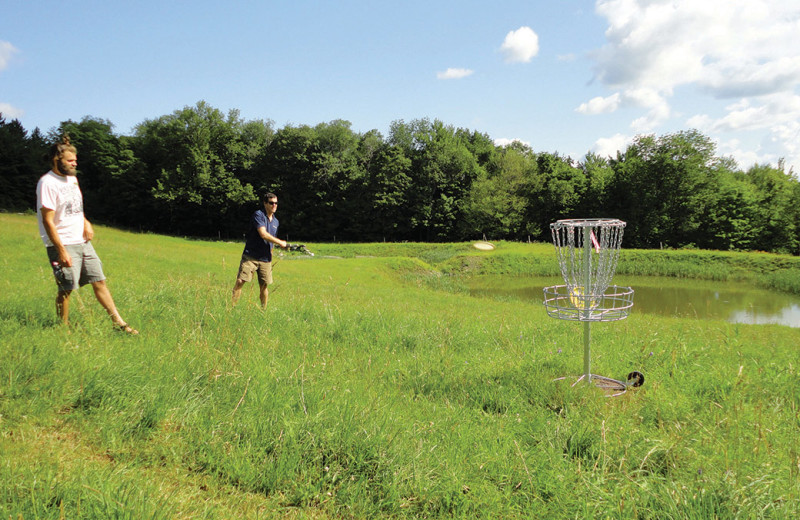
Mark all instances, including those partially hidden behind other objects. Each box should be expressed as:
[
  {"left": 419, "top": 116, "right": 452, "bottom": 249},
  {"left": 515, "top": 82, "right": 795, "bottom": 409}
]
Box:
[{"left": 543, "top": 284, "right": 634, "bottom": 322}]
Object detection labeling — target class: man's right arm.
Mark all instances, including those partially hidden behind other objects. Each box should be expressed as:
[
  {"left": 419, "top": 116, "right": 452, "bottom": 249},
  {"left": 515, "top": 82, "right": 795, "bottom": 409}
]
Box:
[
  {"left": 257, "top": 226, "right": 288, "bottom": 249},
  {"left": 41, "top": 207, "right": 73, "bottom": 266}
]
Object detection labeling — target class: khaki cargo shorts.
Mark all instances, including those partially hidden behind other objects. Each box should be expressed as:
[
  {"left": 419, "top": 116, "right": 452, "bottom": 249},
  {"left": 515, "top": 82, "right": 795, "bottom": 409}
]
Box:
[{"left": 236, "top": 255, "right": 273, "bottom": 285}]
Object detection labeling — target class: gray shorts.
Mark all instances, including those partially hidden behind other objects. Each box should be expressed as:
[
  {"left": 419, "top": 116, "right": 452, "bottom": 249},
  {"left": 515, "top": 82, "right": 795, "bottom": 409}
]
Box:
[
  {"left": 237, "top": 255, "right": 273, "bottom": 285},
  {"left": 47, "top": 242, "right": 106, "bottom": 291}
]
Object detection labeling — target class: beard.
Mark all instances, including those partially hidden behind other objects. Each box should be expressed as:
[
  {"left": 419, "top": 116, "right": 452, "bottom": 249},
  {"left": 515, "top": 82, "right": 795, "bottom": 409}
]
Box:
[{"left": 58, "top": 159, "right": 77, "bottom": 176}]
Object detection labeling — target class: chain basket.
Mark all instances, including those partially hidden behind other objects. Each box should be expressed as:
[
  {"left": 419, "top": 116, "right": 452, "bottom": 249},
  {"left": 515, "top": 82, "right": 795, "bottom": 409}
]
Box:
[
  {"left": 544, "top": 218, "right": 633, "bottom": 321},
  {"left": 542, "top": 218, "right": 641, "bottom": 394}
]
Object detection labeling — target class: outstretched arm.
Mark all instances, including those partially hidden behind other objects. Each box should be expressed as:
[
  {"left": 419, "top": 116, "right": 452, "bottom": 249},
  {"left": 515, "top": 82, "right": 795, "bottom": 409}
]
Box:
[{"left": 257, "top": 226, "right": 288, "bottom": 249}]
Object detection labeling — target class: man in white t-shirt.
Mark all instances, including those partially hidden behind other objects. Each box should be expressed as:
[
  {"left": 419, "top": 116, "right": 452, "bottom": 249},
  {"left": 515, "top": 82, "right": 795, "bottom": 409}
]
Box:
[{"left": 37, "top": 135, "right": 138, "bottom": 334}]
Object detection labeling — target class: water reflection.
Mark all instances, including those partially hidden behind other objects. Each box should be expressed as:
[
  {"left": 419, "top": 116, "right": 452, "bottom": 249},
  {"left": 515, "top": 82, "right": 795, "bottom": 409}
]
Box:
[{"left": 467, "top": 276, "right": 800, "bottom": 328}]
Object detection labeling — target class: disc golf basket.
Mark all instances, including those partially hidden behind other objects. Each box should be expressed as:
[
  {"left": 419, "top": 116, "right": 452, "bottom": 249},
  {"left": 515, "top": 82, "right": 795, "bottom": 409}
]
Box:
[{"left": 543, "top": 219, "right": 641, "bottom": 394}]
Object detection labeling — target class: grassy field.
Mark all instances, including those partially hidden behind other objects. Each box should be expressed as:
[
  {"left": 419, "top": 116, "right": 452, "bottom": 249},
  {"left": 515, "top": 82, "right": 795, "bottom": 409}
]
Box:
[{"left": 1, "top": 213, "right": 799, "bottom": 519}]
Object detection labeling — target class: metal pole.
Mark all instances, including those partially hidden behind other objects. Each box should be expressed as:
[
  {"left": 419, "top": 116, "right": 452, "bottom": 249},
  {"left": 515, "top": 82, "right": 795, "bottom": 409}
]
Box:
[
  {"left": 582, "top": 226, "right": 592, "bottom": 383},
  {"left": 583, "top": 320, "right": 591, "bottom": 382}
]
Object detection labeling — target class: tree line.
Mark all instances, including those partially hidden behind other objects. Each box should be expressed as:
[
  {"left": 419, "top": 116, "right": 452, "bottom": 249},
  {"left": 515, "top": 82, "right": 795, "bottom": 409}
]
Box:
[{"left": 1, "top": 101, "right": 798, "bottom": 254}]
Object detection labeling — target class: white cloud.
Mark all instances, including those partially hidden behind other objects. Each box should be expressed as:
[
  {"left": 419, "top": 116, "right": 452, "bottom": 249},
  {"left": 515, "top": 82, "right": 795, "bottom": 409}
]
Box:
[
  {"left": 592, "top": 0, "right": 800, "bottom": 95},
  {"left": 689, "top": 94, "right": 800, "bottom": 133},
  {"left": 500, "top": 26, "right": 539, "bottom": 63},
  {"left": 766, "top": 121, "right": 800, "bottom": 170},
  {"left": 688, "top": 94, "right": 800, "bottom": 170},
  {"left": 436, "top": 68, "right": 474, "bottom": 80},
  {"left": 494, "top": 137, "right": 531, "bottom": 148},
  {"left": 702, "top": 57, "right": 800, "bottom": 98},
  {"left": 715, "top": 138, "right": 765, "bottom": 168},
  {"left": 715, "top": 135, "right": 789, "bottom": 171},
  {"left": 576, "top": 89, "right": 669, "bottom": 129},
  {"left": 592, "top": 133, "right": 632, "bottom": 159},
  {"left": 630, "top": 101, "right": 670, "bottom": 132},
  {"left": 0, "top": 41, "right": 19, "bottom": 71},
  {"left": 580, "top": 0, "right": 800, "bottom": 170},
  {"left": 0, "top": 102, "right": 24, "bottom": 119},
  {"left": 1, "top": 42, "right": 23, "bottom": 121},
  {"left": 576, "top": 93, "right": 621, "bottom": 114},
  {"left": 577, "top": 88, "right": 667, "bottom": 114},
  {"left": 685, "top": 113, "right": 713, "bottom": 130},
  {"left": 623, "top": 88, "right": 665, "bottom": 109}
]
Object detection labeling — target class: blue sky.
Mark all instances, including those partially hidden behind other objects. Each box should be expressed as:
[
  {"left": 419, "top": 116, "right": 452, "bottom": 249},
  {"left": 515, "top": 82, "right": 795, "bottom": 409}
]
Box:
[{"left": 2, "top": 0, "right": 799, "bottom": 172}]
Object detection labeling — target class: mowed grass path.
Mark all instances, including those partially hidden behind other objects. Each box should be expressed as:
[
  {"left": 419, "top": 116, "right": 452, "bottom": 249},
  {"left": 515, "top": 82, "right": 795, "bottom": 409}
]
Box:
[{"left": 1, "top": 213, "right": 798, "bottom": 519}]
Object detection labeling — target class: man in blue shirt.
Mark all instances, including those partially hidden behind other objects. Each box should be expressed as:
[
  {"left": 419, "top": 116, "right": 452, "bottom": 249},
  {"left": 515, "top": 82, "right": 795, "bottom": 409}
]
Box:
[{"left": 232, "top": 191, "right": 288, "bottom": 308}]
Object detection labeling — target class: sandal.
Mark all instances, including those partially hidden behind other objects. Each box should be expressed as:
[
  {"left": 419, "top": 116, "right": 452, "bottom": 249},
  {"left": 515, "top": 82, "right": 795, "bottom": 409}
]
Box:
[{"left": 115, "top": 323, "right": 139, "bottom": 335}]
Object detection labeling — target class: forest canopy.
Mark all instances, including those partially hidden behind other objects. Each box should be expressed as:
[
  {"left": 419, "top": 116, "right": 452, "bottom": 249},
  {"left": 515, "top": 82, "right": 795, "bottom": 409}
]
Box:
[{"left": 1, "top": 101, "right": 798, "bottom": 254}]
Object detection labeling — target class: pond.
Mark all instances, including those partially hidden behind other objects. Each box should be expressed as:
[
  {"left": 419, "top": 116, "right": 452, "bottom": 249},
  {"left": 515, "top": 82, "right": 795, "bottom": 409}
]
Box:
[{"left": 466, "top": 275, "right": 800, "bottom": 328}]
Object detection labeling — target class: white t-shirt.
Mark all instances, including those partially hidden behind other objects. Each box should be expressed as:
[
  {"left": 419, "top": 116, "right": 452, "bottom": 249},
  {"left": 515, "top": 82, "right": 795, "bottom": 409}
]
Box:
[{"left": 36, "top": 171, "right": 86, "bottom": 247}]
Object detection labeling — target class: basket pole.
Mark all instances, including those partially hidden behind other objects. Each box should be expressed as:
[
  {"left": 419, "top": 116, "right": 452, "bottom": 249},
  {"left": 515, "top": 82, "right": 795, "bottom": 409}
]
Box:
[
  {"left": 582, "top": 225, "right": 592, "bottom": 383},
  {"left": 583, "top": 321, "right": 591, "bottom": 383}
]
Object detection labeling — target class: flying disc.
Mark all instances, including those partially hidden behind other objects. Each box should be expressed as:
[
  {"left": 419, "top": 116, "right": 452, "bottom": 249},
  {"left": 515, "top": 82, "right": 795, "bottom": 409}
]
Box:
[
  {"left": 568, "top": 286, "right": 597, "bottom": 310},
  {"left": 473, "top": 241, "right": 495, "bottom": 251}
]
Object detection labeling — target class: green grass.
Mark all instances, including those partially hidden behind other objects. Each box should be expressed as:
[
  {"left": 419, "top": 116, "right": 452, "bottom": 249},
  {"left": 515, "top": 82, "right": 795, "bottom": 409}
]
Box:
[{"left": 1, "top": 213, "right": 799, "bottom": 519}]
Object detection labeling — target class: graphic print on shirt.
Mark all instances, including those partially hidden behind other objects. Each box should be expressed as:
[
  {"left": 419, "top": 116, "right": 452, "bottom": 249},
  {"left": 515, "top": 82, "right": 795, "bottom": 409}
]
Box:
[{"left": 61, "top": 183, "right": 84, "bottom": 217}]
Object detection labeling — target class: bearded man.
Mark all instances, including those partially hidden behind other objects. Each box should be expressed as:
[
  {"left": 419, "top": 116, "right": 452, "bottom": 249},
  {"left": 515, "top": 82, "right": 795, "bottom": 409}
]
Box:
[{"left": 36, "top": 134, "right": 138, "bottom": 333}]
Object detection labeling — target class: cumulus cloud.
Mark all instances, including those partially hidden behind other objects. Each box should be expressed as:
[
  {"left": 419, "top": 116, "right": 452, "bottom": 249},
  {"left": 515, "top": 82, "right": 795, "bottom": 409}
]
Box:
[
  {"left": 716, "top": 138, "right": 762, "bottom": 168},
  {"left": 436, "top": 68, "right": 474, "bottom": 80},
  {"left": 592, "top": 133, "right": 633, "bottom": 159},
  {"left": 576, "top": 93, "right": 621, "bottom": 115},
  {"left": 766, "top": 121, "right": 800, "bottom": 168},
  {"left": 715, "top": 130, "right": 798, "bottom": 171},
  {"left": 592, "top": 0, "right": 800, "bottom": 95},
  {"left": 576, "top": 88, "right": 670, "bottom": 130},
  {"left": 494, "top": 137, "right": 532, "bottom": 148},
  {"left": 500, "top": 26, "right": 539, "bottom": 63},
  {"left": 688, "top": 94, "right": 800, "bottom": 133},
  {"left": 577, "top": 88, "right": 666, "bottom": 114},
  {"left": 702, "top": 57, "right": 800, "bottom": 98},
  {"left": 0, "top": 102, "right": 24, "bottom": 119},
  {"left": 630, "top": 101, "right": 671, "bottom": 132},
  {"left": 687, "top": 93, "right": 800, "bottom": 169},
  {"left": 580, "top": 0, "right": 800, "bottom": 170},
  {"left": 1, "top": 42, "right": 23, "bottom": 121},
  {"left": 0, "top": 41, "right": 18, "bottom": 71}
]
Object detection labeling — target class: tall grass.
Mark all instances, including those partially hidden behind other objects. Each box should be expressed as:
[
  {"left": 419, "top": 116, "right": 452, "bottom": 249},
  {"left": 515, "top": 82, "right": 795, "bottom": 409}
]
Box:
[{"left": 1, "top": 213, "right": 799, "bottom": 518}]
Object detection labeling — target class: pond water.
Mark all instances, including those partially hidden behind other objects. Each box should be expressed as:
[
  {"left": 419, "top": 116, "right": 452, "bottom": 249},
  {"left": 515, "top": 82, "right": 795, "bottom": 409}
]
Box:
[{"left": 467, "top": 275, "right": 800, "bottom": 328}]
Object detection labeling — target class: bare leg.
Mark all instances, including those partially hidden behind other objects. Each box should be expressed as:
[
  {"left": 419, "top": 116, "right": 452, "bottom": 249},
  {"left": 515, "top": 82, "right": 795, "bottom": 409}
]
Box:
[
  {"left": 91, "top": 280, "right": 121, "bottom": 322},
  {"left": 56, "top": 290, "right": 71, "bottom": 324},
  {"left": 259, "top": 282, "right": 269, "bottom": 308},
  {"left": 91, "top": 280, "right": 137, "bottom": 333},
  {"left": 232, "top": 279, "right": 246, "bottom": 305}
]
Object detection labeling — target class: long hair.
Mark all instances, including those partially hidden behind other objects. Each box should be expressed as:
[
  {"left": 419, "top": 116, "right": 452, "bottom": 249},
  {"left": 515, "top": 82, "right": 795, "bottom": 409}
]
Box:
[{"left": 48, "top": 134, "right": 77, "bottom": 167}]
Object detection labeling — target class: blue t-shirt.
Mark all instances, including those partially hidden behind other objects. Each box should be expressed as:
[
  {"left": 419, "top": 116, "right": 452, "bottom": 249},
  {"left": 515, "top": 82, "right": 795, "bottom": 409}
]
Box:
[{"left": 242, "top": 209, "right": 279, "bottom": 262}]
